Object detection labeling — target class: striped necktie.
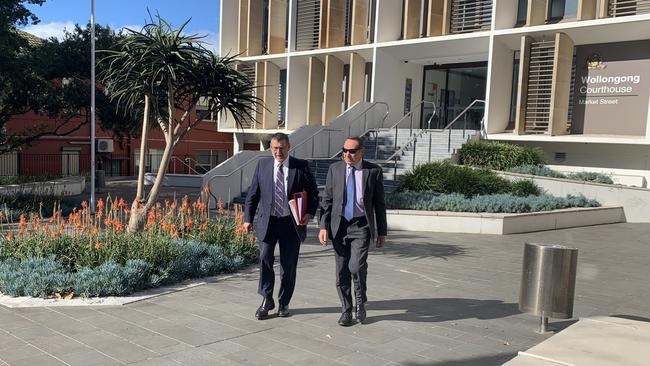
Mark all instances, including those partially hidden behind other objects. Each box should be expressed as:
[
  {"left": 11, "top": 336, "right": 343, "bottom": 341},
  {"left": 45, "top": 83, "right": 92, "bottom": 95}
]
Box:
[{"left": 273, "top": 162, "right": 285, "bottom": 216}]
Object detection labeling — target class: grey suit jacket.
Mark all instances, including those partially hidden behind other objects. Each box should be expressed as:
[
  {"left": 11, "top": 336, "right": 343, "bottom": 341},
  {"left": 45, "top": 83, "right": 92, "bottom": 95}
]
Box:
[{"left": 320, "top": 160, "right": 387, "bottom": 241}]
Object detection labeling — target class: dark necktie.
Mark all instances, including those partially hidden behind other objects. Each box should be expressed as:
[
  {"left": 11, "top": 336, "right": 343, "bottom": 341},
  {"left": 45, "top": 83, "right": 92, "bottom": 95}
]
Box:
[
  {"left": 273, "top": 162, "right": 285, "bottom": 216},
  {"left": 344, "top": 166, "right": 355, "bottom": 221}
]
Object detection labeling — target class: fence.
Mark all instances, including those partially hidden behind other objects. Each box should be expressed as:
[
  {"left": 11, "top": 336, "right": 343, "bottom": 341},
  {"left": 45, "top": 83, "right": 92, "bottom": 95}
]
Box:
[{"left": 0, "top": 153, "right": 207, "bottom": 177}]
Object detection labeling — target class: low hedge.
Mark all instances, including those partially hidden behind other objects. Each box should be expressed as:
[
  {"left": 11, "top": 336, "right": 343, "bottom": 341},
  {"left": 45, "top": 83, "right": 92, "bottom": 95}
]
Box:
[
  {"left": 507, "top": 164, "right": 615, "bottom": 184},
  {"left": 0, "top": 239, "right": 252, "bottom": 298},
  {"left": 386, "top": 192, "right": 600, "bottom": 213},
  {"left": 0, "top": 175, "right": 63, "bottom": 186},
  {"left": 397, "top": 161, "right": 542, "bottom": 197},
  {"left": 0, "top": 193, "right": 76, "bottom": 221},
  {"left": 459, "top": 140, "right": 545, "bottom": 170}
]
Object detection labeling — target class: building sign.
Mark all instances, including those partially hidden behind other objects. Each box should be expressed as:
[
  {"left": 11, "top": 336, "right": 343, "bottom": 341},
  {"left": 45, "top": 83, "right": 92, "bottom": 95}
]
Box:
[
  {"left": 404, "top": 78, "right": 412, "bottom": 115},
  {"left": 572, "top": 40, "right": 650, "bottom": 136}
]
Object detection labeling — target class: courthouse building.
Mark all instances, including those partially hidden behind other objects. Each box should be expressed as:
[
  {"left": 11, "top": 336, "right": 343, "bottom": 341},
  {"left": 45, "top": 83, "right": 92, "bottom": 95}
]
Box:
[{"left": 219, "top": 0, "right": 650, "bottom": 185}]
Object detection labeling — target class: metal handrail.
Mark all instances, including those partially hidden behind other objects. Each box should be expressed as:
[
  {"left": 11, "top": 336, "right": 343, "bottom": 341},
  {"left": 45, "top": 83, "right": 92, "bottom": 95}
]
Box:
[
  {"left": 290, "top": 101, "right": 390, "bottom": 159},
  {"left": 205, "top": 101, "right": 390, "bottom": 204},
  {"left": 442, "top": 99, "right": 485, "bottom": 153},
  {"left": 382, "top": 99, "right": 485, "bottom": 182},
  {"left": 380, "top": 101, "right": 437, "bottom": 156},
  {"left": 384, "top": 110, "right": 437, "bottom": 163},
  {"left": 441, "top": 99, "right": 485, "bottom": 131},
  {"left": 170, "top": 156, "right": 200, "bottom": 175}
]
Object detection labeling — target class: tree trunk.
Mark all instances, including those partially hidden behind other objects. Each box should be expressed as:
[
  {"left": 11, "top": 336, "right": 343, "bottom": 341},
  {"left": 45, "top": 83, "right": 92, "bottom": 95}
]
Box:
[
  {"left": 127, "top": 96, "right": 151, "bottom": 234},
  {"left": 127, "top": 138, "right": 175, "bottom": 233}
]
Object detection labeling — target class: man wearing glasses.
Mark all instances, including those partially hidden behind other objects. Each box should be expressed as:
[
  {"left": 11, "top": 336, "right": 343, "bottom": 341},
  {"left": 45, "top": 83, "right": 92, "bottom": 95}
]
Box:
[
  {"left": 319, "top": 136, "right": 387, "bottom": 326},
  {"left": 244, "top": 133, "right": 319, "bottom": 320}
]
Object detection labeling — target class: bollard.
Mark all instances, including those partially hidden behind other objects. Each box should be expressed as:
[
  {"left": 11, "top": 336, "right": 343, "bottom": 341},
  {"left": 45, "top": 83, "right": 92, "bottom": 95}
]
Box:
[{"left": 519, "top": 243, "right": 578, "bottom": 333}]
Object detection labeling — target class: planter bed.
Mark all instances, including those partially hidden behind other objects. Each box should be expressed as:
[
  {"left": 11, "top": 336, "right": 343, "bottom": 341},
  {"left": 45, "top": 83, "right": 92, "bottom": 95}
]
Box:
[{"left": 387, "top": 206, "right": 625, "bottom": 234}]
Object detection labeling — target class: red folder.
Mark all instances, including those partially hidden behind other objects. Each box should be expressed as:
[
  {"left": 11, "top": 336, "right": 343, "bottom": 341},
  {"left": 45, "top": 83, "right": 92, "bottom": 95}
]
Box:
[{"left": 288, "top": 191, "right": 308, "bottom": 225}]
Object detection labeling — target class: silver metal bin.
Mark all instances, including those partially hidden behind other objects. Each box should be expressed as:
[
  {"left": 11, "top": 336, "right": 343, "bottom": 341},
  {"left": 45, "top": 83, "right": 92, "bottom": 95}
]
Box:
[{"left": 519, "top": 242, "right": 578, "bottom": 333}]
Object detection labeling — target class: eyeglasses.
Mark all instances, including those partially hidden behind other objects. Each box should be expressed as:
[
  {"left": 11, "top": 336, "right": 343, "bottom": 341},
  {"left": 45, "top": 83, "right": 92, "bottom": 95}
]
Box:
[{"left": 342, "top": 148, "right": 360, "bottom": 154}]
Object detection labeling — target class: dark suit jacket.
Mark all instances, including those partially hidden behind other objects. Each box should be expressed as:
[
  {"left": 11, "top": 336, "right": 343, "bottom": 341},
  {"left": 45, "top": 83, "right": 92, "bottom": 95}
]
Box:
[
  {"left": 245, "top": 156, "right": 319, "bottom": 242},
  {"left": 320, "top": 160, "right": 387, "bottom": 241}
]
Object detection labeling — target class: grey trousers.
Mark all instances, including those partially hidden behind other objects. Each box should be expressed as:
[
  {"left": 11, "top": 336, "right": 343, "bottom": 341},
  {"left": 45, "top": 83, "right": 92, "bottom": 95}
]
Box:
[{"left": 332, "top": 216, "right": 370, "bottom": 313}]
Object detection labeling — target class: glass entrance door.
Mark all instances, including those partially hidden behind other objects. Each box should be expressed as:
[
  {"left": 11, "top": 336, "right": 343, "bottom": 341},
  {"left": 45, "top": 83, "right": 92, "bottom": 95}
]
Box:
[{"left": 421, "top": 62, "right": 487, "bottom": 129}]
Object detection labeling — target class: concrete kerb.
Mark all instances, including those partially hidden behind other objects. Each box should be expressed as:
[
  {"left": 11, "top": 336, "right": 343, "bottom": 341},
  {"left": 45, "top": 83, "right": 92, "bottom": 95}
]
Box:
[{"left": 0, "top": 265, "right": 260, "bottom": 308}]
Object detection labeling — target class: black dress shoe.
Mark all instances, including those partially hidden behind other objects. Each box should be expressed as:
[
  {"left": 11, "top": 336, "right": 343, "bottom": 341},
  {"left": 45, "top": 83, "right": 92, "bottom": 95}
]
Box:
[
  {"left": 255, "top": 297, "right": 275, "bottom": 320},
  {"left": 277, "top": 304, "right": 290, "bottom": 317},
  {"left": 356, "top": 302, "right": 366, "bottom": 323},
  {"left": 338, "top": 311, "right": 355, "bottom": 326}
]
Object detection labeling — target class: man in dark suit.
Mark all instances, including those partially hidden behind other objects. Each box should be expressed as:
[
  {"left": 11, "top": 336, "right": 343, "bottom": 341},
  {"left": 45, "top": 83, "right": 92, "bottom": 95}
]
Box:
[
  {"left": 244, "top": 133, "right": 319, "bottom": 320},
  {"left": 319, "top": 136, "right": 387, "bottom": 326}
]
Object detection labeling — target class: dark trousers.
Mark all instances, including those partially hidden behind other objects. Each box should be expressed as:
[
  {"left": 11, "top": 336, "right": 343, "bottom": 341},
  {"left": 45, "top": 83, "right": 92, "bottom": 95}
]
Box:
[
  {"left": 332, "top": 216, "right": 370, "bottom": 313},
  {"left": 258, "top": 216, "right": 301, "bottom": 306}
]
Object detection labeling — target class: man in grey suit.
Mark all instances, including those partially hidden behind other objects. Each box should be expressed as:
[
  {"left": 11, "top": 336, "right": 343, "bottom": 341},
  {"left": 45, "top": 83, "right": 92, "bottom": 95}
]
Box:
[
  {"left": 319, "top": 136, "right": 387, "bottom": 326},
  {"left": 244, "top": 133, "right": 319, "bottom": 320}
]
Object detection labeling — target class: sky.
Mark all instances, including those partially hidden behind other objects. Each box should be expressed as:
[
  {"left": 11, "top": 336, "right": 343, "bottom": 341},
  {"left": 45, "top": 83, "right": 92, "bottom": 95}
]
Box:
[{"left": 20, "top": 0, "right": 222, "bottom": 53}]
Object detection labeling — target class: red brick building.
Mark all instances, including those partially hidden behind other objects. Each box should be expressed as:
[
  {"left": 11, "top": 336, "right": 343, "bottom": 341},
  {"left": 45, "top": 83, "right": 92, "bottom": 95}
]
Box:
[{"left": 1, "top": 108, "right": 235, "bottom": 177}]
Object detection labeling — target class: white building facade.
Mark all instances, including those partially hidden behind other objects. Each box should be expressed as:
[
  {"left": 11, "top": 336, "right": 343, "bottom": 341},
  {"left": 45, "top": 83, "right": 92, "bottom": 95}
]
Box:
[{"left": 219, "top": 0, "right": 650, "bottom": 185}]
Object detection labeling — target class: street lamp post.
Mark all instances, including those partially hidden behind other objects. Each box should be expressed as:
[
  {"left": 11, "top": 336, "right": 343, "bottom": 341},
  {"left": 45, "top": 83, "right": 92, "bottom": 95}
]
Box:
[{"left": 90, "top": 0, "right": 96, "bottom": 214}]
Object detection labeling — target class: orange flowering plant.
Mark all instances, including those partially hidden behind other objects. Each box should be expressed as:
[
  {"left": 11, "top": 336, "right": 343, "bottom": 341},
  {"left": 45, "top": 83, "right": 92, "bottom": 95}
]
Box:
[{"left": 0, "top": 192, "right": 257, "bottom": 297}]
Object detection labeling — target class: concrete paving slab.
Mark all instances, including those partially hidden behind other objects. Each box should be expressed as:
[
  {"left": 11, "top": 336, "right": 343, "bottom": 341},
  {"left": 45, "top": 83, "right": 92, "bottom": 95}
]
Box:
[
  {"left": 505, "top": 316, "right": 650, "bottom": 366},
  {"left": 0, "top": 223, "right": 649, "bottom": 365}
]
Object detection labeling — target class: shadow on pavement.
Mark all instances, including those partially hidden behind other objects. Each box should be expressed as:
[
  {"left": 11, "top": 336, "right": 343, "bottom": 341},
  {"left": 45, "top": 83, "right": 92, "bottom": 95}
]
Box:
[
  {"left": 292, "top": 297, "right": 521, "bottom": 323},
  {"left": 402, "top": 353, "right": 517, "bottom": 366},
  {"left": 377, "top": 241, "right": 467, "bottom": 260}
]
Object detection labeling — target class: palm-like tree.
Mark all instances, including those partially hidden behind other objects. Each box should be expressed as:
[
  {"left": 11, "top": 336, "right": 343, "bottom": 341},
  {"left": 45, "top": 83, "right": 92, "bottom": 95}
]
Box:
[{"left": 100, "top": 16, "right": 259, "bottom": 232}]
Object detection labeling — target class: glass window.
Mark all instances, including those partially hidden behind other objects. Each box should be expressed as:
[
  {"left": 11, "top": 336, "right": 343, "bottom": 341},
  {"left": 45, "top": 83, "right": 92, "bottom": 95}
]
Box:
[
  {"left": 509, "top": 51, "right": 521, "bottom": 124},
  {"left": 195, "top": 150, "right": 228, "bottom": 174},
  {"left": 549, "top": 0, "right": 578, "bottom": 20},
  {"left": 516, "top": 0, "right": 528, "bottom": 24}
]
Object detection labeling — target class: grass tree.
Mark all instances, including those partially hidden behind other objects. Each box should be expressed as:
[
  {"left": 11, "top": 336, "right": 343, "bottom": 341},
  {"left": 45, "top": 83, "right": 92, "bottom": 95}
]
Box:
[{"left": 100, "top": 16, "right": 258, "bottom": 232}]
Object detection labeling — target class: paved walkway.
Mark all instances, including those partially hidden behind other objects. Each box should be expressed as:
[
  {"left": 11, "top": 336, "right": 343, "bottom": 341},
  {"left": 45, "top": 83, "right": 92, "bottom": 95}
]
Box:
[{"left": 1, "top": 223, "right": 649, "bottom": 365}]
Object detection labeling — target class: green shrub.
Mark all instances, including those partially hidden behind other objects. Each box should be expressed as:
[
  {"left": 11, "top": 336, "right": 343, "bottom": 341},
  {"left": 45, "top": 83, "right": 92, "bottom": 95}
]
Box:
[
  {"left": 0, "top": 238, "right": 256, "bottom": 298},
  {"left": 567, "top": 172, "right": 614, "bottom": 184},
  {"left": 0, "top": 256, "right": 71, "bottom": 297},
  {"left": 507, "top": 164, "right": 615, "bottom": 184},
  {"left": 0, "top": 175, "right": 63, "bottom": 186},
  {"left": 397, "top": 161, "right": 512, "bottom": 197},
  {"left": 507, "top": 164, "right": 566, "bottom": 178},
  {"left": 510, "top": 179, "right": 543, "bottom": 197},
  {"left": 0, "top": 193, "right": 76, "bottom": 221},
  {"left": 74, "top": 260, "right": 152, "bottom": 297},
  {"left": 386, "top": 191, "right": 599, "bottom": 213},
  {"left": 459, "top": 140, "right": 545, "bottom": 170}
]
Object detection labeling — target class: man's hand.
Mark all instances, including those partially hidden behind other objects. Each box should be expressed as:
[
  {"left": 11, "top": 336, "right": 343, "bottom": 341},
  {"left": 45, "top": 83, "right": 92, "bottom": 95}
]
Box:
[
  {"left": 243, "top": 222, "right": 252, "bottom": 233},
  {"left": 318, "top": 229, "right": 328, "bottom": 246},
  {"left": 376, "top": 235, "right": 386, "bottom": 248},
  {"left": 300, "top": 214, "right": 313, "bottom": 226}
]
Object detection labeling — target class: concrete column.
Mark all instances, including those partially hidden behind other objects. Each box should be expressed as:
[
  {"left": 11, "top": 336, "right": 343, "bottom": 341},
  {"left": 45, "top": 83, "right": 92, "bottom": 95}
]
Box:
[
  {"left": 442, "top": 0, "right": 452, "bottom": 35},
  {"left": 238, "top": 0, "right": 249, "bottom": 54},
  {"left": 427, "top": 0, "right": 445, "bottom": 36},
  {"left": 319, "top": 0, "right": 329, "bottom": 48},
  {"left": 233, "top": 133, "right": 245, "bottom": 154},
  {"left": 526, "top": 0, "right": 547, "bottom": 26},
  {"left": 577, "top": 0, "right": 597, "bottom": 20},
  {"left": 262, "top": 62, "right": 280, "bottom": 129},
  {"left": 323, "top": 54, "right": 344, "bottom": 124},
  {"left": 351, "top": 0, "right": 370, "bottom": 45},
  {"left": 548, "top": 32, "right": 573, "bottom": 136},
  {"left": 247, "top": 0, "right": 264, "bottom": 56},
  {"left": 403, "top": 0, "right": 422, "bottom": 39},
  {"left": 307, "top": 57, "right": 325, "bottom": 126},
  {"left": 255, "top": 62, "right": 266, "bottom": 126},
  {"left": 515, "top": 35, "right": 533, "bottom": 135},
  {"left": 268, "top": 0, "right": 287, "bottom": 54},
  {"left": 348, "top": 53, "right": 366, "bottom": 107},
  {"left": 598, "top": 0, "right": 610, "bottom": 18},
  {"left": 326, "top": 0, "right": 346, "bottom": 48}
]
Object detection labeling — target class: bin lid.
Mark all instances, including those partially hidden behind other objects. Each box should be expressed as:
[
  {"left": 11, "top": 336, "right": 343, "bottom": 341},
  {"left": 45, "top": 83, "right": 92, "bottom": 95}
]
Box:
[{"left": 526, "top": 242, "right": 578, "bottom": 251}]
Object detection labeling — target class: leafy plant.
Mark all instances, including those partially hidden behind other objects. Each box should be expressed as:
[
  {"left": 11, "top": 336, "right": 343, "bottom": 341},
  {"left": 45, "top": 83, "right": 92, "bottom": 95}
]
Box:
[
  {"left": 459, "top": 140, "right": 545, "bottom": 170},
  {"left": 507, "top": 164, "right": 615, "bottom": 184},
  {"left": 397, "top": 161, "right": 512, "bottom": 197},
  {"left": 510, "top": 179, "right": 543, "bottom": 197},
  {"left": 386, "top": 191, "right": 600, "bottom": 213},
  {"left": 567, "top": 172, "right": 614, "bottom": 184}
]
